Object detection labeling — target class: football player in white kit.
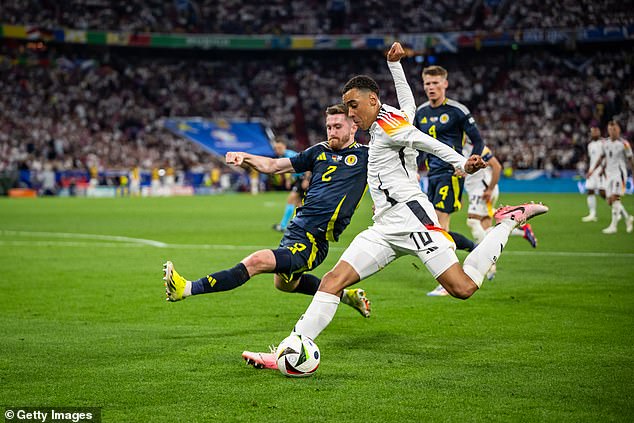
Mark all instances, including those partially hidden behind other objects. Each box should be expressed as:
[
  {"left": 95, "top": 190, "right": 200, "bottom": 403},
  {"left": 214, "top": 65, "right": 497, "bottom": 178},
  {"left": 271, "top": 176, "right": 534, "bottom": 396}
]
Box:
[
  {"left": 277, "top": 43, "right": 549, "bottom": 346},
  {"left": 463, "top": 142, "right": 538, "bottom": 280},
  {"left": 581, "top": 126, "right": 607, "bottom": 222},
  {"left": 589, "top": 121, "right": 634, "bottom": 234}
]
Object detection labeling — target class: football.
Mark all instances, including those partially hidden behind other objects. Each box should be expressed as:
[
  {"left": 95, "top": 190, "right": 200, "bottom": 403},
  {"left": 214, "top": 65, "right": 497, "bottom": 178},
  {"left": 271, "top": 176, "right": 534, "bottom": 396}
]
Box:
[{"left": 276, "top": 334, "right": 320, "bottom": 377}]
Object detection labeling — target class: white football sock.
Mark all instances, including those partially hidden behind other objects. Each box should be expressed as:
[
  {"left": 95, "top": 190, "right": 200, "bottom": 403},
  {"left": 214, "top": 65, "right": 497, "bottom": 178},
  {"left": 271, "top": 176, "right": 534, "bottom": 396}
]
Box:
[
  {"left": 610, "top": 202, "right": 621, "bottom": 228},
  {"left": 183, "top": 281, "right": 192, "bottom": 297},
  {"left": 466, "top": 218, "right": 486, "bottom": 243},
  {"left": 615, "top": 200, "right": 630, "bottom": 219},
  {"left": 463, "top": 220, "right": 514, "bottom": 287},
  {"left": 293, "top": 291, "right": 340, "bottom": 340},
  {"left": 587, "top": 195, "right": 596, "bottom": 216}
]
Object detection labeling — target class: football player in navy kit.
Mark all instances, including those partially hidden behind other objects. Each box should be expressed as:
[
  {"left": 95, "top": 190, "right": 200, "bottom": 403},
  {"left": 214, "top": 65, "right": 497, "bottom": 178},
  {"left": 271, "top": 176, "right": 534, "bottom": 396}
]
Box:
[
  {"left": 415, "top": 65, "right": 487, "bottom": 296},
  {"left": 163, "top": 104, "right": 371, "bottom": 318}
]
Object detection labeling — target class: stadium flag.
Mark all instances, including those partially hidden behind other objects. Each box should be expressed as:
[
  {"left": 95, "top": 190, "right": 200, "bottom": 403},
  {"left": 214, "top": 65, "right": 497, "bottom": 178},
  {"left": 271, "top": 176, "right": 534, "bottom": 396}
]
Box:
[
  {"left": 164, "top": 118, "right": 276, "bottom": 157},
  {"left": 2, "top": 25, "right": 27, "bottom": 39}
]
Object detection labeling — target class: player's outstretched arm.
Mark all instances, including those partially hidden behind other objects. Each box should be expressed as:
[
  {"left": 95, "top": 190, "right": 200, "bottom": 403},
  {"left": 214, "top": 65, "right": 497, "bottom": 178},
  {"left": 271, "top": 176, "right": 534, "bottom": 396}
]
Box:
[
  {"left": 386, "top": 42, "right": 416, "bottom": 123},
  {"left": 226, "top": 152, "right": 295, "bottom": 174},
  {"left": 385, "top": 121, "right": 468, "bottom": 171}
]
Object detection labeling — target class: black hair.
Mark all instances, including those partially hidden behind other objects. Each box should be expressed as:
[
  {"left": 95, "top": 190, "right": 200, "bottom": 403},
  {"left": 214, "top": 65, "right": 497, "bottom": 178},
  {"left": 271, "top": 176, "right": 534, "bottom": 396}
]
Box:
[{"left": 342, "top": 75, "right": 380, "bottom": 96}]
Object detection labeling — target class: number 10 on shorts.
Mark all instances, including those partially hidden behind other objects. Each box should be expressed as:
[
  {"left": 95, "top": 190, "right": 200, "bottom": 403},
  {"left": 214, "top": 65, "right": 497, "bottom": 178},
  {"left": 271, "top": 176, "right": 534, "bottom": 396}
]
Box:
[{"left": 410, "top": 232, "right": 439, "bottom": 255}]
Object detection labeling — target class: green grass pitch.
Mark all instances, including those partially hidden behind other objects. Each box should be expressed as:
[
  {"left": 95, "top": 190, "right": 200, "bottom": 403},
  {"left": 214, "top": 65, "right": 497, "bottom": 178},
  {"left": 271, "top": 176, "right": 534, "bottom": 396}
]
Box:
[{"left": 1, "top": 192, "right": 633, "bottom": 422}]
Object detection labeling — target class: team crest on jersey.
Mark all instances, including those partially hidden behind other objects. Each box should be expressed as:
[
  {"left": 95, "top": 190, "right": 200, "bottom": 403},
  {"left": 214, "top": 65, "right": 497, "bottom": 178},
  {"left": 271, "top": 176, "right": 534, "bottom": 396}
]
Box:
[
  {"left": 345, "top": 155, "right": 358, "bottom": 166},
  {"left": 440, "top": 114, "right": 450, "bottom": 124}
]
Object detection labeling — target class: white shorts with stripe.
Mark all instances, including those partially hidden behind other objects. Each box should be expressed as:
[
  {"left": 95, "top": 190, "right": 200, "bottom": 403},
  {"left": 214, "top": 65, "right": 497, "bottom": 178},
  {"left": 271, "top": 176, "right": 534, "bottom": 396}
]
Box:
[
  {"left": 466, "top": 185, "right": 499, "bottom": 217},
  {"left": 340, "top": 198, "right": 458, "bottom": 280}
]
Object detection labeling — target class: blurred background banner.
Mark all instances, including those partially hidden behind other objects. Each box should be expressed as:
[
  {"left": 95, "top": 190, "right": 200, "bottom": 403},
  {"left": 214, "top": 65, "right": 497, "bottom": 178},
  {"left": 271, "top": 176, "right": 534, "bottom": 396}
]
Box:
[{"left": 164, "top": 118, "right": 275, "bottom": 158}]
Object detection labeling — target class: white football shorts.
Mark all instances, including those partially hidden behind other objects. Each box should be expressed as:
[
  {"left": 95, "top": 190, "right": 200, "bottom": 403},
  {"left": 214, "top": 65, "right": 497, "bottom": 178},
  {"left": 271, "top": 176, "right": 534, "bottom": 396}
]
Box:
[
  {"left": 339, "top": 224, "right": 459, "bottom": 281},
  {"left": 466, "top": 185, "right": 499, "bottom": 217},
  {"left": 605, "top": 175, "right": 626, "bottom": 197}
]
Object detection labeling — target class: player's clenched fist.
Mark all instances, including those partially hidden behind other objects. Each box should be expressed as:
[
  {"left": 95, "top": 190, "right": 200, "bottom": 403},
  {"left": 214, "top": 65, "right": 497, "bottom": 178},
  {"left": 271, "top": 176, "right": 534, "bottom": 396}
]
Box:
[
  {"left": 387, "top": 42, "right": 406, "bottom": 62},
  {"left": 464, "top": 154, "right": 486, "bottom": 174},
  {"left": 226, "top": 152, "right": 245, "bottom": 166}
]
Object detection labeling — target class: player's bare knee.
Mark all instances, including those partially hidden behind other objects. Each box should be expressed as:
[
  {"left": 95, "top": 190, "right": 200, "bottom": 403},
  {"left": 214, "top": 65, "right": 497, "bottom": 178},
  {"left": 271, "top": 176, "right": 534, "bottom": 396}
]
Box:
[
  {"left": 318, "top": 270, "right": 352, "bottom": 295},
  {"left": 242, "top": 250, "right": 275, "bottom": 275},
  {"left": 449, "top": 283, "right": 477, "bottom": 300},
  {"left": 438, "top": 268, "right": 478, "bottom": 300}
]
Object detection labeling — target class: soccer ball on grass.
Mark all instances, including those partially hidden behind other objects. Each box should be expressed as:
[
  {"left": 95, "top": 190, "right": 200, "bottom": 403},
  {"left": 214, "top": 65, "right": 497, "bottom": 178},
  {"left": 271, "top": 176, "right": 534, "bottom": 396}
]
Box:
[{"left": 276, "top": 334, "right": 320, "bottom": 377}]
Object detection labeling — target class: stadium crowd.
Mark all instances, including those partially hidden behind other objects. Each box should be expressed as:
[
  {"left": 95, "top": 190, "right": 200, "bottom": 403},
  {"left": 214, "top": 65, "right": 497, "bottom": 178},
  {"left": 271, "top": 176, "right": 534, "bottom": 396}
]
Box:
[
  {"left": 2, "top": 0, "right": 633, "bottom": 35},
  {"left": 1, "top": 41, "right": 632, "bottom": 190}
]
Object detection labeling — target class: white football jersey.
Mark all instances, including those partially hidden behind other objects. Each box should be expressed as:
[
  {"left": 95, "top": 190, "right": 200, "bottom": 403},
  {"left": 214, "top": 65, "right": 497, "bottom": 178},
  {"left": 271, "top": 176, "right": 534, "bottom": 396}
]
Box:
[
  {"left": 463, "top": 143, "right": 494, "bottom": 193},
  {"left": 587, "top": 138, "right": 605, "bottom": 172},
  {"left": 368, "top": 103, "right": 467, "bottom": 226},
  {"left": 603, "top": 138, "right": 632, "bottom": 178}
]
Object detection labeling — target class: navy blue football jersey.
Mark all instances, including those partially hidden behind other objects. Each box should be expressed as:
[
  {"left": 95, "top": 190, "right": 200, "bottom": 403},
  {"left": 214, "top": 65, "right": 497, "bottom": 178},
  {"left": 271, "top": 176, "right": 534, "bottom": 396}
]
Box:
[
  {"left": 414, "top": 98, "right": 484, "bottom": 178},
  {"left": 290, "top": 141, "right": 368, "bottom": 241}
]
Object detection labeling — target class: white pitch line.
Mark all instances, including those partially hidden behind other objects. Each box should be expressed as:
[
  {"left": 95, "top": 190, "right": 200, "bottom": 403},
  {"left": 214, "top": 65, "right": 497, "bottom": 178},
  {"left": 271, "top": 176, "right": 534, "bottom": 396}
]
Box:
[
  {"left": 9, "top": 239, "right": 634, "bottom": 258},
  {"left": 0, "top": 230, "right": 167, "bottom": 248},
  {"left": 0, "top": 234, "right": 633, "bottom": 258},
  {"left": 496, "top": 250, "right": 634, "bottom": 258},
  {"left": 0, "top": 240, "right": 147, "bottom": 249}
]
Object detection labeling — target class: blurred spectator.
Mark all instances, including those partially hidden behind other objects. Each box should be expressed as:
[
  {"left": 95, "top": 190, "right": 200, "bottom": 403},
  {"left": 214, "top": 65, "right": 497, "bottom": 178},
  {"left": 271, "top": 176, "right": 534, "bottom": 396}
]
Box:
[
  {"left": 1, "top": 0, "right": 632, "bottom": 35},
  {"left": 0, "top": 40, "right": 632, "bottom": 185}
]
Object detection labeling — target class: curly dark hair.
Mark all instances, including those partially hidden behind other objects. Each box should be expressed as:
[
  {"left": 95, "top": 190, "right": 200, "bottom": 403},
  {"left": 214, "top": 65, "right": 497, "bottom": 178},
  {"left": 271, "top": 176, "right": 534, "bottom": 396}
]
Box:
[{"left": 342, "top": 75, "right": 380, "bottom": 96}]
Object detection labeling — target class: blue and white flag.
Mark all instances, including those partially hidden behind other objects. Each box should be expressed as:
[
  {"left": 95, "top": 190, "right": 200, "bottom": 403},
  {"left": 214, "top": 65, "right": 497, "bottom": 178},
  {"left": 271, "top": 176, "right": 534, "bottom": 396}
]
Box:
[{"left": 164, "top": 118, "right": 275, "bottom": 157}]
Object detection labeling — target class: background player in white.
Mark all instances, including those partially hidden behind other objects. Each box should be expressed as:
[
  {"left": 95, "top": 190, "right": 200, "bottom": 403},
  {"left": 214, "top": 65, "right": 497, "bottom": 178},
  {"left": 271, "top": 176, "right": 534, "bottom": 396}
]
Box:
[
  {"left": 254, "top": 43, "right": 549, "bottom": 356},
  {"left": 463, "top": 142, "right": 537, "bottom": 280},
  {"left": 582, "top": 125, "right": 607, "bottom": 222},
  {"left": 590, "top": 120, "right": 634, "bottom": 234}
]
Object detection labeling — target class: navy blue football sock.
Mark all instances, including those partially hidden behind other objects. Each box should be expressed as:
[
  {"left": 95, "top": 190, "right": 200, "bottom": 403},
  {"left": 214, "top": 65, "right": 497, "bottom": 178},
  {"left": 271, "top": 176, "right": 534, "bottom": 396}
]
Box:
[
  {"left": 191, "top": 263, "right": 250, "bottom": 295},
  {"left": 448, "top": 231, "right": 476, "bottom": 251},
  {"left": 293, "top": 273, "right": 321, "bottom": 295}
]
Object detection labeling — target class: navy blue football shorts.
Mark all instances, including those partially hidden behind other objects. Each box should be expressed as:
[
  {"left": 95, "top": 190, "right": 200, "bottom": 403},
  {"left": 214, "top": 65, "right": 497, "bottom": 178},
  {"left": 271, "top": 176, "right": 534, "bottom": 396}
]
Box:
[
  {"left": 272, "top": 221, "right": 329, "bottom": 283},
  {"left": 427, "top": 174, "right": 465, "bottom": 214}
]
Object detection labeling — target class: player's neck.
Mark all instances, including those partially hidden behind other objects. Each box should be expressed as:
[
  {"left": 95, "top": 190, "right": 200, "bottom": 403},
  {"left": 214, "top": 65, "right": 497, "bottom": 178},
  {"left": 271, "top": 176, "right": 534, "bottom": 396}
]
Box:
[
  {"left": 332, "top": 140, "right": 355, "bottom": 151},
  {"left": 430, "top": 96, "right": 446, "bottom": 108}
]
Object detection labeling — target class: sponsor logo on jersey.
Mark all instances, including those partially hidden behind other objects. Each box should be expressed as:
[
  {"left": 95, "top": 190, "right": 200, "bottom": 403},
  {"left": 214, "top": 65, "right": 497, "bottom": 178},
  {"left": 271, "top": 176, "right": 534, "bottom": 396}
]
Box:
[
  {"left": 440, "top": 113, "right": 449, "bottom": 124},
  {"left": 430, "top": 116, "right": 438, "bottom": 122},
  {"left": 420, "top": 117, "right": 428, "bottom": 124},
  {"left": 345, "top": 155, "right": 358, "bottom": 166},
  {"left": 317, "top": 152, "right": 327, "bottom": 161}
]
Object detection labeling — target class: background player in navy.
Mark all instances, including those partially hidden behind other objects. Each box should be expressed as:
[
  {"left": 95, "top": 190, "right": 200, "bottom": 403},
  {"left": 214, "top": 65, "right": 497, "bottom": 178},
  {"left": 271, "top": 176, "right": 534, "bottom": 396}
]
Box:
[
  {"left": 162, "top": 103, "right": 371, "bottom": 318},
  {"left": 415, "top": 65, "right": 485, "bottom": 230},
  {"left": 415, "top": 65, "right": 486, "bottom": 296}
]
